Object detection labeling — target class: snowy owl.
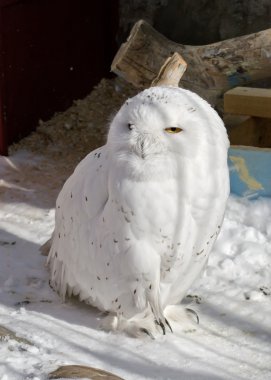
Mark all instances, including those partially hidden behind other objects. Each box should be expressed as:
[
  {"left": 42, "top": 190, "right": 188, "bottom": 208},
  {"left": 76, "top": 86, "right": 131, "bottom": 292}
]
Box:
[{"left": 47, "top": 86, "right": 230, "bottom": 337}]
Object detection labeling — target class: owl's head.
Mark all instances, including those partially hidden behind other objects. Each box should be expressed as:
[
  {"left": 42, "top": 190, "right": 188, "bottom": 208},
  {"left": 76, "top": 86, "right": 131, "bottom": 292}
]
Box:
[{"left": 107, "top": 86, "right": 229, "bottom": 175}]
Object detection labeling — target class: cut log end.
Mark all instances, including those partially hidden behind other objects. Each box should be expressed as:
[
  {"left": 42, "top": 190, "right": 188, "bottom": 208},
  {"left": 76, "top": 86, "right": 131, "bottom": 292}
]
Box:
[{"left": 151, "top": 52, "right": 187, "bottom": 87}]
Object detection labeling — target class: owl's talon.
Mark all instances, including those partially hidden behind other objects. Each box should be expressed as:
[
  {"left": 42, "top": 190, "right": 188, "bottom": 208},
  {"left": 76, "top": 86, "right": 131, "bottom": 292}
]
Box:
[
  {"left": 140, "top": 327, "right": 155, "bottom": 339},
  {"left": 155, "top": 317, "right": 171, "bottom": 334},
  {"left": 186, "top": 308, "right": 199, "bottom": 324},
  {"left": 158, "top": 319, "right": 166, "bottom": 335},
  {"left": 165, "top": 318, "right": 173, "bottom": 333},
  {"left": 154, "top": 319, "right": 165, "bottom": 334}
]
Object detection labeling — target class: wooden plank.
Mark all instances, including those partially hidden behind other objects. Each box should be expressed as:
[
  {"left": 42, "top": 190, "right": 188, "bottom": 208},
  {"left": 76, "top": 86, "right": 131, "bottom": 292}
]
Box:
[
  {"left": 225, "top": 116, "right": 271, "bottom": 147},
  {"left": 224, "top": 87, "right": 271, "bottom": 118},
  {"left": 228, "top": 145, "right": 271, "bottom": 198}
]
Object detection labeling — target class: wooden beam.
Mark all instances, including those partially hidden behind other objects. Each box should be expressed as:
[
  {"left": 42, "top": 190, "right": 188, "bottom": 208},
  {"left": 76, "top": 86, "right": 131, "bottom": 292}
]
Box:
[{"left": 224, "top": 87, "right": 271, "bottom": 118}]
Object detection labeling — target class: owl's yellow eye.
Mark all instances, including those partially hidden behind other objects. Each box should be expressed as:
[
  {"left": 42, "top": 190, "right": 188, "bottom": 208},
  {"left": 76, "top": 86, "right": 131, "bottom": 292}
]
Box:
[{"left": 164, "top": 127, "right": 183, "bottom": 134}]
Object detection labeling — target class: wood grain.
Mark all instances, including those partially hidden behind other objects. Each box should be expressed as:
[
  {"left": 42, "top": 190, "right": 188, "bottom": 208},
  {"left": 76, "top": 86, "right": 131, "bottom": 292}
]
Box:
[
  {"left": 151, "top": 52, "right": 187, "bottom": 87},
  {"left": 224, "top": 87, "right": 271, "bottom": 118}
]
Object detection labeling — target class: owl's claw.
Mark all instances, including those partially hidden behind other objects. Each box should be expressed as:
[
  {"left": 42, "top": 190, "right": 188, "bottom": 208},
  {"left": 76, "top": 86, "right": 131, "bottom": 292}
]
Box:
[
  {"left": 140, "top": 327, "right": 155, "bottom": 339},
  {"left": 159, "top": 319, "right": 166, "bottom": 335},
  {"left": 186, "top": 308, "right": 199, "bottom": 324},
  {"left": 155, "top": 318, "right": 172, "bottom": 335},
  {"left": 165, "top": 318, "right": 173, "bottom": 333},
  {"left": 155, "top": 319, "right": 165, "bottom": 334}
]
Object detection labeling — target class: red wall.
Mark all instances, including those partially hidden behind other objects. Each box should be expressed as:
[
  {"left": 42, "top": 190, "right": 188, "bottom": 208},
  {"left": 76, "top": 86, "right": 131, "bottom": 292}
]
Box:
[{"left": 0, "top": 0, "right": 118, "bottom": 155}]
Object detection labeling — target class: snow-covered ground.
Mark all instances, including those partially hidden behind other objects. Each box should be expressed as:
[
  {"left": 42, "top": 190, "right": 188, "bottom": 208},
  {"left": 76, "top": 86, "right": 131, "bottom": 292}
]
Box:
[{"left": 0, "top": 150, "right": 271, "bottom": 380}]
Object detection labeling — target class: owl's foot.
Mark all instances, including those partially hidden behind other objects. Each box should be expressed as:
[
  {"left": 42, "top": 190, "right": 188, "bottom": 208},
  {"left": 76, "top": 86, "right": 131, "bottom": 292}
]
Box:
[
  {"left": 164, "top": 304, "right": 199, "bottom": 332},
  {"left": 154, "top": 317, "right": 173, "bottom": 334},
  {"left": 100, "top": 312, "right": 162, "bottom": 339},
  {"left": 146, "top": 283, "right": 173, "bottom": 335}
]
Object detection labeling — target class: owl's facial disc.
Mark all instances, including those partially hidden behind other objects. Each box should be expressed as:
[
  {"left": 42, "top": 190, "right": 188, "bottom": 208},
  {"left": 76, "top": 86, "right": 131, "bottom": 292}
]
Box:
[
  {"left": 108, "top": 92, "right": 193, "bottom": 160},
  {"left": 124, "top": 107, "right": 184, "bottom": 159}
]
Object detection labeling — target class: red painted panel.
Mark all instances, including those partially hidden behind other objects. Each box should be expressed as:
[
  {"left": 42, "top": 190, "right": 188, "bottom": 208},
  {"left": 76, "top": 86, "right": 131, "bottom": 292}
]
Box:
[{"left": 0, "top": 0, "right": 118, "bottom": 155}]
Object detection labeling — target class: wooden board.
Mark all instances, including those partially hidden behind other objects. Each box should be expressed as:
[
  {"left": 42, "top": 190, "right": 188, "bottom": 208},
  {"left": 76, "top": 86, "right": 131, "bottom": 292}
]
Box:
[
  {"left": 228, "top": 146, "right": 271, "bottom": 198},
  {"left": 224, "top": 87, "right": 271, "bottom": 118},
  {"left": 225, "top": 116, "right": 271, "bottom": 148}
]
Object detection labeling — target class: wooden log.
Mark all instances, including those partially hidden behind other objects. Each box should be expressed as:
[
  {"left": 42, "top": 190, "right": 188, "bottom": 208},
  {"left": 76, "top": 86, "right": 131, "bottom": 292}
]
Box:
[
  {"left": 49, "top": 365, "right": 125, "bottom": 380},
  {"left": 224, "top": 86, "right": 271, "bottom": 118},
  {"left": 112, "top": 20, "right": 271, "bottom": 111},
  {"left": 0, "top": 325, "right": 33, "bottom": 346}
]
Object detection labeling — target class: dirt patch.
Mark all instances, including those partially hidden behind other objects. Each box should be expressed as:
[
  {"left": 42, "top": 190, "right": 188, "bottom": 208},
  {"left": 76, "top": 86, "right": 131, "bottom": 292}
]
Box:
[{"left": 8, "top": 78, "right": 137, "bottom": 199}]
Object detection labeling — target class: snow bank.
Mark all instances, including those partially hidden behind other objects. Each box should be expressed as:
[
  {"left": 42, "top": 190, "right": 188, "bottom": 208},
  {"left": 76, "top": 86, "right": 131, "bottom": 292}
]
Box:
[{"left": 0, "top": 153, "right": 270, "bottom": 380}]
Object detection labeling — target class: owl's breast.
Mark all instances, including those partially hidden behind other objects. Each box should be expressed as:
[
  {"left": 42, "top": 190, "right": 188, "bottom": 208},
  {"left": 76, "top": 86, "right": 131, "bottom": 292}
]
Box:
[
  {"left": 110, "top": 177, "right": 180, "bottom": 239},
  {"left": 104, "top": 157, "right": 228, "bottom": 261}
]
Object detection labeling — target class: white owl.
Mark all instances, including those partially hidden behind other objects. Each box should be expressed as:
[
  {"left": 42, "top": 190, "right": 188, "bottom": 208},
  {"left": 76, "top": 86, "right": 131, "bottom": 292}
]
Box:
[{"left": 47, "top": 86, "right": 230, "bottom": 337}]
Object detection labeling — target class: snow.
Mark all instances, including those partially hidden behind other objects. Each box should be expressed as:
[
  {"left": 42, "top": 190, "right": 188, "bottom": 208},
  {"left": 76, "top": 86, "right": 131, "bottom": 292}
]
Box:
[{"left": 0, "top": 150, "right": 271, "bottom": 380}]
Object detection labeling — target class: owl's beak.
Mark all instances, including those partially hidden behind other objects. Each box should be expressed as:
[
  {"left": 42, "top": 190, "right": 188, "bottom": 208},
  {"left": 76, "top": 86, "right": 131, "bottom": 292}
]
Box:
[
  {"left": 133, "top": 136, "right": 147, "bottom": 159},
  {"left": 133, "top": 133, "right": 161, "bottom": 159}
]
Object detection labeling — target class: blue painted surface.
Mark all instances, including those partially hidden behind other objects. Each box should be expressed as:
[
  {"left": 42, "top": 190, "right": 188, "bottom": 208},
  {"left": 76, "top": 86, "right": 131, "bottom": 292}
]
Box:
[
  {"left": 228, "top": 146, "right": 271, "bottom": 199},
  {"left": 227, "top": 72, "right": 251, "bottom": 88}
]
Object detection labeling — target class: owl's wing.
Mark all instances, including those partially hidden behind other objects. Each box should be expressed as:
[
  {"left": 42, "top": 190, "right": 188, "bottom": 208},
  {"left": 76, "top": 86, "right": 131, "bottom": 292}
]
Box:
[
  {"left": 47, "top": 145, "right": 109, "bottom": 298},
  {"left": 56, "top": 145, "right": 109, "bottom": 220}
]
